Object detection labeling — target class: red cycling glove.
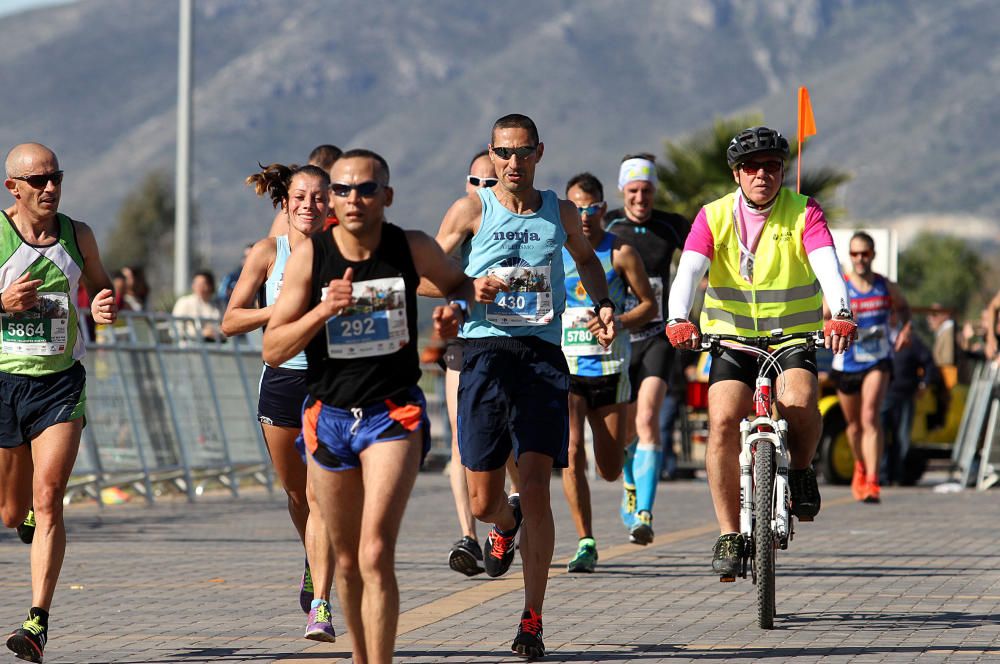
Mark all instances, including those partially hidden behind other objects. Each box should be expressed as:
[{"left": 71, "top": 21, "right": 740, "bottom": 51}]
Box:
[
  {"left": 824, "top": 317, "right": 858, "bottom": 340},
  {"left": 666, "top": 319, "right": 699, "bottom": 347}
]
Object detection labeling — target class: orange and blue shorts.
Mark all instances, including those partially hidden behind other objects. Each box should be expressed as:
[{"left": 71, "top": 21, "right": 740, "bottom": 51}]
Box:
[{"left": 297, "top": 386, "right": 430, "bottom": 471}]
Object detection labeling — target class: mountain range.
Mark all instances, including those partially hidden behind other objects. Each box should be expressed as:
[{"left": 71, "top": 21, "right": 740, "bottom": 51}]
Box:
[{"left": 1, "top": 0, "right": 997, "bottom": 272}]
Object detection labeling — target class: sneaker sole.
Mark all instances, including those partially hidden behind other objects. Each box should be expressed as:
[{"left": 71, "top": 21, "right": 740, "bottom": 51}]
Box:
[
  {"left": 7, "top": 634, "right": 43, "bottom": 663},
  {"left": 629, "top": 525, "right": 654, "bottom": 546},
  {"left": 566, "top": 562, "right": 595, "bottom": 573},
  {"left": 304, "top": 628, "right": 336, "bottom": 643},
  {"left": 512, "top": 643, "right": 545, "bottom": 660},
  {"left": 448, "top": 549, "right": 485, "bottom": 577},
  {"left": 15, "top": 526, "right": 34, "bottom": 545}
]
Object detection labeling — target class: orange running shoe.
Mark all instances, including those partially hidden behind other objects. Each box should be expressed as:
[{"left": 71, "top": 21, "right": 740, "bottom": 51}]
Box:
[
  {"left": 851, "top": 462, "right": 866, "bottom": 501},
  {"left": 863, "top": 480, "right": 881, "bottom": 504}
]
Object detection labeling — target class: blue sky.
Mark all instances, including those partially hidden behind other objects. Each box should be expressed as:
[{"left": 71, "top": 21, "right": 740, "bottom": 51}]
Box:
[{"left": 0, "top": 0, "right": 76, "bottom": 20}]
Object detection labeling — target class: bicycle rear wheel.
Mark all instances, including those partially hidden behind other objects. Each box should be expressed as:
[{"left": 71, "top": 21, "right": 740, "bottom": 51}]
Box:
[{"left": 754, "top": 441, "right": 776, "bottom": 629}]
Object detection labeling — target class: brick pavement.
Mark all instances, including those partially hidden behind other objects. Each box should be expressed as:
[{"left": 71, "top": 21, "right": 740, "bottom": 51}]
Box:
[{"left": 1, "top": 473, "right": 998, "bottom": 663}]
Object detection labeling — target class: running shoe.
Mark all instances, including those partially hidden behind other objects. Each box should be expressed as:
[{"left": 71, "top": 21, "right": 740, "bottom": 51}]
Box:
[
  {"left": 863, "top": 480, "right": 881, "bottom": 504},
  {"left": 851, "top": 461, "right": 866, "bottom": 501},
  {"left": 449, "top": 536, "right": 485, "bottom": 577},
  {"left": 712, "top": 533, "right": 744, "bottom": 578},
  {"left": 629, "top": 510, "right": 654, "bottom": 545},
  {"left": 619, "top": 483, "right": 636, "bottom": 528},
  {"left": 789, "top": 467, "right": 821, "bottom": 521},
  {"left": 483, "top": 494, "right": 522, "bottom": 578},
  {"left": 567, "top": 538, "right": 598, "bottom": 573},
  {"left": 511, "top": 608, "right": 545, "bottom": 660},
  {"left": 304, "top": 600, "right": 336, "bottom": 642},
  {"left": 299, "top": 561, "right": 313, "bottom": 614},
  {"left": 16, "top": 510, "right": 35, "bottom": 545},
  {"left": 6, "top": 614, "right": 46, "bottom": 663}
]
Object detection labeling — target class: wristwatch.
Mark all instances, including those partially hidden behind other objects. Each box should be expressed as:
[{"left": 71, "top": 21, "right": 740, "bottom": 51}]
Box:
[
  {"left": 449, "top": 299, "right": 469, "bottom": 317},
  {"left": 594, "top": 297, "right": 616, "bottom": 317},
  {"left": 0, "top": 291, "right": 5, "bottom": 314},
  {"left": 834, "top": 308, "right": 854, "bottom": 320}
]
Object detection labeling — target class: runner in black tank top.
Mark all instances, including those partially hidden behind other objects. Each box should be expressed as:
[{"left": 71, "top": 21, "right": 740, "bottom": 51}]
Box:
[
  {"left": 602, "top": 153, "right": 689, "bottom": 546},
  {"left": 262, "top": 149, "right": 474, "bottom": 664}
]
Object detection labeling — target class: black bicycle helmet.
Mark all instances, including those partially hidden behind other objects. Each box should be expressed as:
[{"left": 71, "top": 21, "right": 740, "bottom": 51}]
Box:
[{"left": 726, "top": 126, "right": 790, "bottom": 169}]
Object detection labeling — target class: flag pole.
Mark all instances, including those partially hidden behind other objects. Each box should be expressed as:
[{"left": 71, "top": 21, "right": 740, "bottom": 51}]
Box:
[{"left": 796, "top": 87, "right": 803, "bottom": 193}]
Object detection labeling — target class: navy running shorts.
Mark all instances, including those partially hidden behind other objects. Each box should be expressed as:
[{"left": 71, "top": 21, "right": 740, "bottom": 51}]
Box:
[
  {"left": 298, "top": 386, "right": 430, "bottom": 472},
  {"left": 441, "top": 337, "right": 465, "bottom": 373},
  {"left": 0, "top": 362, "right": 87, "bottom": 448},
  {"left": 628, "top": 333, "right": 675, "bottom": 401},
  {"left": 457, "top": 336, "right": 569, "bottom": 471},
  {"left": 831, "top": 359, "right": 892, "bottom": 395},
  {"left": 569, "top": 372, "right": 630, "bottom": 410},
  {"left": 708, "top": 344, "right": 817, "bottom": 390},
  {"left": 258, "top": 365, "right": 309, "bottom": 428}
]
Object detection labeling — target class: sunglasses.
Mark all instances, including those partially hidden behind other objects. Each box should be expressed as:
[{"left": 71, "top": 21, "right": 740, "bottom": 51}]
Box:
[
  {"left": 491, "top": 145, "right": 537, "bottom": 160},
  {"left": 850, "top": 250, "right": 873, "bottom": 258},
  {"left": 576, "top": 203, "right": 604, "bottom": 216},
  {"left": 466, "top": 175, "right": 498, "bottom": 188},
  {"left": 11, "top": 170, "right": 64, "bottom": 188},
  {"left": 739, "top": 160, "right": 783, "bottom": 175},
  {"left": 330, "top": 181, "right": 382, "bottom": 198}
]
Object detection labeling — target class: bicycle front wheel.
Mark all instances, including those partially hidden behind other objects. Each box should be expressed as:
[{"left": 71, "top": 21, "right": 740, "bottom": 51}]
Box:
[{"left": 754, "top": 441, "right": 776, "bottom": 629}]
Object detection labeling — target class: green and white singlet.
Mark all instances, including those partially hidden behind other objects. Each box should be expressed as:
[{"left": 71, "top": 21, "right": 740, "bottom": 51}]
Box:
[{"left": 0, "top": 212, "right": 85, "bottom": 376}]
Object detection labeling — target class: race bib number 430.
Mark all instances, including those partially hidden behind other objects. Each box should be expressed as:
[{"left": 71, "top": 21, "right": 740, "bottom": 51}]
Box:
[
  {"left": 1, "top": 292, "right": 70, "bottom": 356},
  {"left": 486, "top": 265, "right": 553, "bottom": 326},
  {"left": 325, "top": 277, "right": 409, "bottom": 358}
]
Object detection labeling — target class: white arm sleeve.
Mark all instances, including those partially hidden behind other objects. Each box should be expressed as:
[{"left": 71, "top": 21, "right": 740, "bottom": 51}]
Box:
[
  {"left": 667, "top": 250, "right": 710, "bottom": 321},
  {"left": 807, "top": 245, "right": 851, "bottom": 314}
]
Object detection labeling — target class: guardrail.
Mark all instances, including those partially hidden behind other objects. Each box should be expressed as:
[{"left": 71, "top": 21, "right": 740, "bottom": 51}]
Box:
[
  {"left": 951, "top": 360, "right": 1000, "bottom": 490},
  {"left": 68, "top": 312, "right": 449, "bottom": 505}
]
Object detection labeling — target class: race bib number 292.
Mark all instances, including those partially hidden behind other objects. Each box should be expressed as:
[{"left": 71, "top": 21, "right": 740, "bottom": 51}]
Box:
[{"left": 325, "top": 277, "right": 409, "bottom": 358}]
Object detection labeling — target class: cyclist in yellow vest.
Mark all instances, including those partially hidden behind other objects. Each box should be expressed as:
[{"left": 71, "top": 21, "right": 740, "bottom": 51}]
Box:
[
  {"left": 664, "top": 127, "right": 857, "bottom": 577},
  {"left": 0, "top": 143, "right": 118, "bottom": 663}
]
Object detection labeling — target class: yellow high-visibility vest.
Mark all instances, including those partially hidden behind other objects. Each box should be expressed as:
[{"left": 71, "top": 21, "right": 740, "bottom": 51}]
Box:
[{"left": 700, "top": 188, "right": 823, "bottom": 336}]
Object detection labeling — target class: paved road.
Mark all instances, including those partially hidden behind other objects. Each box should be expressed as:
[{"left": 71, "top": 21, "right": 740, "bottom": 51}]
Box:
[{"left": 2, "top": 472, "right": 998, "bottom": 663}]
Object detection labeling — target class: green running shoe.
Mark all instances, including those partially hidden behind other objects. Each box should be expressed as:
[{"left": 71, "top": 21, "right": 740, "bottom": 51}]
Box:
[
  {"left": 567, "top": 538, "right": 598, "bottom": 573},
  {"left": 16, "top": 510, "right": 35, "bottom": 545},
  {"left": 6, "top": 614, "right": 46, "bottom": 663}
]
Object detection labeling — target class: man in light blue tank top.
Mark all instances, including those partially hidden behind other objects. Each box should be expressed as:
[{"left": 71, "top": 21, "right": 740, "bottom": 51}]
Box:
[
  {"left": 429, "top": 115, "right": 617, "bottom": 659},
  {"left": 557, "top": 173, "right": 657, "bottom": 574}
]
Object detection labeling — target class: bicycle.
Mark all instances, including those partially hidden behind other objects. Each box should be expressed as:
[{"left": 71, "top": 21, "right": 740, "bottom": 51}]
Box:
[{"left": 701, "top": 330, "right": 824, "bottom": 629}]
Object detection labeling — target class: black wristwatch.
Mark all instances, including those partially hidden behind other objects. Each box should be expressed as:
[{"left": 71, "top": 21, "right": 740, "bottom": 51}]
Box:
[
  {"left": 834, "top": 308, "right": 854, "bottom": 320},
  {"left": 0, "top": 291, "right": 5, "bottom": 314},
  {"left": 594, "top": 297, "right": 616, "bottom": 318}
]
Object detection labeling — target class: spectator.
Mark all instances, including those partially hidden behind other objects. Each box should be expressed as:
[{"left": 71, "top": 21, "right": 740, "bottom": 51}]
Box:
[
  {"left": 927, "top": 303, "right": 963, "bottom": 387},
  {"left": 880, "top": 326, "right": 939, "bottom": 485},
  {"left": 121, "top": 265, "right": 149, "bottom": 311},
  {"left": 171, "top": 270, "right": 221, "bottom": 341},
  {"left": 217, "top": 243, "right": 253, "bottom": 307}
]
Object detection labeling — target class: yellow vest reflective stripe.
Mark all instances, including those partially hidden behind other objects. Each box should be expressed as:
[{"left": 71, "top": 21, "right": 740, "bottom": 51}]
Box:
[{"left": 699, "top": 189, "right": 823, "bottom": 336}]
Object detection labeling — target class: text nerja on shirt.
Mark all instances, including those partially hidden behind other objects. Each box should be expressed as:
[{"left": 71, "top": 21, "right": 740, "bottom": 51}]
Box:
[
  {"left": 0, "top": 211, "right": 85, "bottom": 376},
  {"left": 699, "top": 188, "right": 824, "bottom": 337},
  {"left": 303, "top": 223, "right": 421, "bottom": 408}
]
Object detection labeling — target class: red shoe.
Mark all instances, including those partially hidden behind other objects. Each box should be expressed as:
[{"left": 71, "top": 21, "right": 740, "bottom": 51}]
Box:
[
  {"left": 863, "top": 480, "right": 881, "bottom": 504},
  {"left": 851, "top": 462, "right": 866, "bottom": 501}
]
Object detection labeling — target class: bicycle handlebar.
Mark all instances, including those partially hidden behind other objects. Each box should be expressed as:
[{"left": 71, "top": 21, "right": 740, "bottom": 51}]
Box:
[{"left": 700, "top": 330, "right": 824, "bottom": 352}]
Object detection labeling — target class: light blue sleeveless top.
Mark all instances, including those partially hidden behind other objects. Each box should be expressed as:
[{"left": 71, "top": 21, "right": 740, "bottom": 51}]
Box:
[
  {"left": 561, "top": 232, "right": 630, "bottom": 376},
  {"left": 264, "top": 235, "right": 307, "bottom": 370},
  {"left": 461, "top": 188, "right": 567, "bottom": 345}
]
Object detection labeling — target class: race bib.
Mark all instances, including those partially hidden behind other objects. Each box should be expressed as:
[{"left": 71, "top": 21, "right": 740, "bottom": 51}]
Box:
[
  {"left": 853, "top": 325, "right": 890, "bottom": 364},
  {"left": 325, "top": 277, "right": 409, "bottom": 358},
  {"left": 625, "top": 276, "right": 664, "bottom": 342},
  {"left": 1, "top": 292, "right": 70, "bottom": 356},
  {"left": 486, "top": 265, "right": 553, "bottom": 326},
  {"left": 561, "top": 306, "right": 609, "bottom": 356}
]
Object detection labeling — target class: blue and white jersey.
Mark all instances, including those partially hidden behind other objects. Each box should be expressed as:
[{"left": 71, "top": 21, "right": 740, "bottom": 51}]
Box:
[
  {"left": 832, "top": 274, "right": 893, "bottom": 373},
  {"left": 561, "top": 232, "right": 629, "bottom": 376},
  {"left": 461, "top": 188, "right": 567, "bottom": 346},
  {"left": 264, "top": 235, "right": 307, "bottom": 370}
]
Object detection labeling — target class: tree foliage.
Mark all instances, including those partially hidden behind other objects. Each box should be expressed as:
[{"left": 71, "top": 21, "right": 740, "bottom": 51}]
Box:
[
  {"left": 656, "top": 115, "right": 850, "bottom": 222},
  {"left": 898, "top": 232, "right": 987, "bottom": 319}
]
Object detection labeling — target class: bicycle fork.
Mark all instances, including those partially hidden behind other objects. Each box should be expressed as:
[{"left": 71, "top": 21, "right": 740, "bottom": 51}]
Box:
[{"left": 739, "top": 419, "right": 793, "bottom": 558}]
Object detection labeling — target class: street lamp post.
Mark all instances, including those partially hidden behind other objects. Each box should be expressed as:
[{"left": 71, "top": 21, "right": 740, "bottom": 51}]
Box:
[{"left": 174, "top": 0, "right": 192, "bottom": 296}]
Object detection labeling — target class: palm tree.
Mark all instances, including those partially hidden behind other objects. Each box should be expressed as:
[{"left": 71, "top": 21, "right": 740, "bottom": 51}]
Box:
[{"left": 655, "top": 115, "right": 850, "bottom": 222}]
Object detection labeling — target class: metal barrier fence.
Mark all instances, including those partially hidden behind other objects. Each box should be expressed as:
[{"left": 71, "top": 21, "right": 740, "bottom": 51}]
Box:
[
  {"left": 69, "top": 312, "right": 449, "bottom": 505},
  {"left": 951, "top": 360, "right": 1000, "bottom": 490}
]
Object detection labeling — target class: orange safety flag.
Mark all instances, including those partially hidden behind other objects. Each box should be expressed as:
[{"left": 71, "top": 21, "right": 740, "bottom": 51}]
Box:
[{"left": 798, "top": 86, "right": 817, "bottom": 139}]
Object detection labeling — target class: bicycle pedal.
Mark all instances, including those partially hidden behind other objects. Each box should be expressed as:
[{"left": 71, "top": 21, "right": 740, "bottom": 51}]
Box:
[
  {"left": 719, "top": 575, "right": 736, "bottom": 583},
  {"left": 797, "top": 515, "right": 813, "bottom": 523}
]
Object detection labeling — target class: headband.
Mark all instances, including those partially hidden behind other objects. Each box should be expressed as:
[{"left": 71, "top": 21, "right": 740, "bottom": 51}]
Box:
[{"left": 617, "top": 158, "right": 657, "bottom": 191}]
